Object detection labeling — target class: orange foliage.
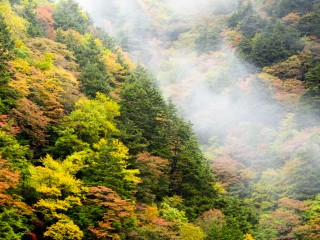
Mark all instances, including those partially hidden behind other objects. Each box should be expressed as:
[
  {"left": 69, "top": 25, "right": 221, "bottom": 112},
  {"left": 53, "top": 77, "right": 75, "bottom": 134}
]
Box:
[
  {"left": 28, "top": 73, "right": 64, "bottom": 120},
  {"left": 0, "top": 114, "right": 20, "bottom": 134},
  {"left": 260, "top": 209, "right": 301, "bottom": 238},
  {"left": 0, "top": 158, "right": 19, "bottom": 192},
  {"left": 222, "top": 29, "right": 243, "bottom": 46},
  {"left": 136, "top": 203, "right": 172, "bottom": 227},
  {"left": 10, "top": 98, "right": 50, "bottom": 147},
  {"left": 0, "top": 158, "right": 32, "bottom": 214},
  {"left": 131, "top": 203, "right": 179, "bottom": 239},
  {"left": 144, "top": 205, "right": 159, "bottom": 222},
  {"left": 278, "top": 198, "right": 309, "bottom": 212},
  {"left": 136, "top": 152, "right": 169, "bottom": 180},
  {"left": 9, "top": 38, "right": 81, "bottom": 125},
  {"left": 87, "top": 186, "right": 136, "bottom": 239},
  {"left": 211, "top": 155, "right": 242, "bottom": 187},
  {"left": 259, "top": 73, "right": 305, "bottom": 109},
  {"left": 196, "top": 209, "right": 225, "bottom": 231},
  {"left": 282, "top": 12, "right": 301, "bottom": 26},
  {"left": 135, "top": 152, "right": 170, "bottom": 201},
  {"left": 151, "top": 217, "right": 174, "bottom": 227},
  {"left": 225, "top": 135, "right": 256, "bottom": 161},
  {"left": 35, "top": 5, "right": 55, "bottom": 39}
]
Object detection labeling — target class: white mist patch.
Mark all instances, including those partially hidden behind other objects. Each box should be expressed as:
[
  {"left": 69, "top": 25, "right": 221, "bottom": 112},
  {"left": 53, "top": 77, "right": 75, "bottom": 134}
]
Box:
[
  {"left": 166, "top": 0, "right": 235, "bottom": 17},
  {"left": 155, "top": 46, "right": 283, "bottom": 142},
  {"left": 77, "top": 0, "right": 152, "bottom": 37}
]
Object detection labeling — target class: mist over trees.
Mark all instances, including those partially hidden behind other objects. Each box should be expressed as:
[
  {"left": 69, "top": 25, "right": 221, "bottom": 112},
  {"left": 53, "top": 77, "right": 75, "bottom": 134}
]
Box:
[{"left": 0, "top": 0, "right": 320, "bottom": 239}]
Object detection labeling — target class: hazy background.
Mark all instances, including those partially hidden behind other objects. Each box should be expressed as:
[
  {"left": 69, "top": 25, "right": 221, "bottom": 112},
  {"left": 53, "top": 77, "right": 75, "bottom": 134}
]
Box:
[{"left": 76, "top": 0, "right": 286, "bottom": 145}]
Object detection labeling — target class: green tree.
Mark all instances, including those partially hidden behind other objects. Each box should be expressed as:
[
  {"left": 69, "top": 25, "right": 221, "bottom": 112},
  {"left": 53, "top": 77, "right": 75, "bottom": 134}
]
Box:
[
  {"left": 0, "top": 14, "right": 18, "bottom": 114},
  {"left": 228, "top": 1, "right": 254, "bottom": 28},
  {"left": 79, "top": 61, "right": 110, "bottom": 98},
  {"left": 273, "top": 0, "right": 318, "bottom": 17},
  {"left": 79, "top": 138, "right": 140, "bottom": 196},
  {"left": 119, "top": 67, "right": 218, "bottom": 218},
  {"left": 196, "top": 209, "right": 246, "bottom": 240},
  {"left": 0, "top": 130, "right": 31, "bottom": 167},
  {"left": 119, "top": 66, "right": 168, "bottom": 155},
  {"left": 297, "top": 11, "right": 320, "bottom": 38},
  {"left": 0, "top": 208, "right": 30, "bottom": 240},
  {"left": 19, "top": 1, "right": 46, "bottom": 37},
  {"left": 74, "top": 35, "right": 111, "bottom": 98},
  {"left": 239, "top": 14, "right": 266, "bottom": 38},
  {"left": 301, "top": 63, "right": 320, "bottom": 116},
  {"left": 56, "top": 93, "right": 120, "bottom": 147},
  {"left": 195, "top": 25, "right": 222, "bottom": 53},
  {"left": 240, "top": 22, "right": 303, "bottom": 67},
  {"left": 53, "top": 0, "right": 90, "bottom": 34}
]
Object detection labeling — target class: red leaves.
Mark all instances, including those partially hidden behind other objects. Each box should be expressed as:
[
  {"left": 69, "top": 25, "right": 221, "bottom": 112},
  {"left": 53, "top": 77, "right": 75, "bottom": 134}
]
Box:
[{"left": 26, "top": 232, "right": 37, "bottom": 240}]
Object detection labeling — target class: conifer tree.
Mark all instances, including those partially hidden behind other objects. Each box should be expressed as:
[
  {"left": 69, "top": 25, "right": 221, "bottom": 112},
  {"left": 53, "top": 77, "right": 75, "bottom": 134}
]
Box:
[
  {"left": 119, "top": 66, "right": 218, "bottom": 217},
  {"left": 0, "top": 14, "right": 18, "bottom": 113}
]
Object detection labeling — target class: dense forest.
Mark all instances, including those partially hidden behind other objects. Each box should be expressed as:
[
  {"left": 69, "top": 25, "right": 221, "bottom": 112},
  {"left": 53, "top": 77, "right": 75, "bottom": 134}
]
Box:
[{"left": 0, "top": 0, "right": 320, "bottom": 239}]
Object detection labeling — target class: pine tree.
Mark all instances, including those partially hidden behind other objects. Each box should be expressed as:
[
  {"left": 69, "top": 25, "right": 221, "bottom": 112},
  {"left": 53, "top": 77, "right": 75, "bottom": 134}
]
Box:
[
  {"left": 119, "top": 66, "right": 218, "bottom": 217},
  {"left": 0, "top": 14, "right": 18, "bottom": 114},
  {"left": 53, "top": 0, "right": 90, "bottom": 34}
]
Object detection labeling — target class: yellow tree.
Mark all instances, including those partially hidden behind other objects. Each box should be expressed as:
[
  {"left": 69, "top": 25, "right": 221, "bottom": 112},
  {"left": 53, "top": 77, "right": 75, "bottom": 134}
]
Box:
[
  {"left": 0, "top": 0, "right": 27, "bottom": 40},
  {"left": 180, "top": 223, "right": 205, "bottom": 240},
  {"left": 52, "top": 93, "right": 140, "bottom": 196},
  {"left": 29, "top": 154, "right": 87, "bottom": 239}
]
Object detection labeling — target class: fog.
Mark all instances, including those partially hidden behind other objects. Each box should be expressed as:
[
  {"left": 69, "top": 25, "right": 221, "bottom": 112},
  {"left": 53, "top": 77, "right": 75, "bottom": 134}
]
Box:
[
  {"left": 75, "top": 0, "right": 284, "bottom": 143},
  {"left": 76, "top": 0, "right": 318, "bottom": 157}
]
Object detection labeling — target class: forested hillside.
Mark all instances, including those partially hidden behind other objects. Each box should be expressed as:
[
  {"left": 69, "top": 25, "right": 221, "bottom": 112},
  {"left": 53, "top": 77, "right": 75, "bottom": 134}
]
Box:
[
  {"left": 77, "top": 0, "right": 320, "bottom": 239},
  {"left": 0, "top": 0, "right": 320, "bottom": 239}
]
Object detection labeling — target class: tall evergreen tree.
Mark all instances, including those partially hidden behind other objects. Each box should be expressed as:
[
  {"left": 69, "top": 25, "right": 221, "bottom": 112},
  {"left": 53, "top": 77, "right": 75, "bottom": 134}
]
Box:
[
  {"left": 119, "top": 66, "right": 218, "bottom": 218},
  {"left": 0, "top": 14, "right": 18, "bottom": 114},
  {"left": 53, "top": 0, "right": 90, "bottom": 34},
  {"left": 119, "top": 66, "right": 168, "bottom": 155}
]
